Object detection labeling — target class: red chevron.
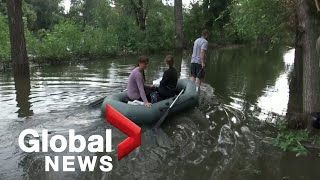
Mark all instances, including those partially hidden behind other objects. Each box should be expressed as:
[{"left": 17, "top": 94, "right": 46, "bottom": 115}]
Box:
[{"left": 106, "top": 105, "right": 141, "bottom": 160}]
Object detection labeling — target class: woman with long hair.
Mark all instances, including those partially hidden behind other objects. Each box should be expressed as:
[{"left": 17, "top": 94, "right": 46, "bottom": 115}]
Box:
[
  {"left": 158, "top": 55, "right": 178, "bottom": 99},
  {"left": 127, "top": 55, "right": 155, "bottom": 107}
]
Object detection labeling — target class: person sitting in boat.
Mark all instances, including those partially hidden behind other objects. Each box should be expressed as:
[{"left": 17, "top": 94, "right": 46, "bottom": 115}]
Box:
[
  {"left": 158, "top": 55, "right": 178, "bottom": 99},
  {"left": 127, "top": 55, "right": 155, "bottom": 107}
]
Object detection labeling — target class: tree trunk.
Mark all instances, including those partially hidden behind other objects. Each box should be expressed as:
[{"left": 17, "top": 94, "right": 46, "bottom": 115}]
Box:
[
  {"left": 174, "top": 0, "right": 184, "bottom": 51},
  {"left": 6, "top": 0, "right": 29, "bottom": 75},
  {"left": 137, "top": 0, "right": 146, "bottom": 31},
  {"left": 174, "top": 51, "right": 183, "bottom": 78},
  {"left": 293, "top": 0, "right": 320, "bottom": 127},
  {"left": 129, "top": 0, "right": 147, "bottom": 31},
  {"left": 287, "top": 22, "right": 304, "bottom": 128}
]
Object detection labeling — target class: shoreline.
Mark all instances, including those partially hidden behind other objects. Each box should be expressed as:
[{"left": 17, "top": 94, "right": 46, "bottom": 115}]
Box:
[{"left": 0, "top": 43, "right": 286, "bottom": 72}]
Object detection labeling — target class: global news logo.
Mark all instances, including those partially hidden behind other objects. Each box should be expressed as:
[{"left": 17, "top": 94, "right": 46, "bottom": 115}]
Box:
[{"left": 18, "top": 105, "right": 141, "bottom": 172}]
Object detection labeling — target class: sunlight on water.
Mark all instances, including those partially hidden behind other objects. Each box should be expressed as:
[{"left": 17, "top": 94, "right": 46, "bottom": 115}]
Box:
[
  {"left": 257, "top": 49, "right": 294, "bottom": 119},
  {"left": 180, "top": 55, "right": 190, "bottom": 79}
]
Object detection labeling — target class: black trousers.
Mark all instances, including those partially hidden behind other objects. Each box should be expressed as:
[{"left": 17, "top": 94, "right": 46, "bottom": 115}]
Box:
[
  {"left": 144, "top": 86, "right": 156, "bottom": 102},
  {"left": 158, "top": 87, "right": 175, "bottom": 99}
]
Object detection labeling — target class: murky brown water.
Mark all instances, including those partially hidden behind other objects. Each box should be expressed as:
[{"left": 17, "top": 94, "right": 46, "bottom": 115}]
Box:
[{"left": 1, "top": 47, "right": 319, "bottom": 180}]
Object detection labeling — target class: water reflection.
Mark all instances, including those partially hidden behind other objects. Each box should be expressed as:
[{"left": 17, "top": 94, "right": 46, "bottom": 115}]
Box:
[
  {"left": 257, "top": 49, "right": 295, "bottom": 119},
  {"left": 14, "top": 72, "right": 33, "bottom": 117},
  {"left": 204, "top": 47, "right": 287, "bottom": 121}
]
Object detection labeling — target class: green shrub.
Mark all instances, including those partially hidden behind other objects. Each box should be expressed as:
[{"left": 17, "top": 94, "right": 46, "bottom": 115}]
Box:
[
  {"left": 273, "top": 120, "right": 320, "bottom": 156},
  {"left": 37, "top": 20, "right": 82, "bottom": 60},
  {"left": 82, "top": 26, "right": 119, "bottom": 56}
]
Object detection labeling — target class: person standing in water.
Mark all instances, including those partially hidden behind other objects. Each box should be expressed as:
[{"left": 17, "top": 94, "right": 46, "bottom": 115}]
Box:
[
  {"left": 158, "top": 55, "right": 178, "bottom": 99},
  {"left": 190, "top": 29, "right": 209, "bottom": 89},
  {"left": 127, "top": 56, "right": 155, "bottom": 107}
]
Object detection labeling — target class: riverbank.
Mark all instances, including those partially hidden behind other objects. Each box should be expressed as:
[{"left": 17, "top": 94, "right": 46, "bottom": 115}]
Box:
[
  {"left": 0, "top": 49, "right": 166, "bottom": 72},
  {"left": 1, "top": 40, "right": 294, "bottom": 72}
]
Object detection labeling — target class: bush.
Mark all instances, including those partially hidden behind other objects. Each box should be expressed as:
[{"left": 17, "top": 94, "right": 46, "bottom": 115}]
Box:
[
  {"left": 273, "top": 120, "right": 320, "bottom": 156},
  {"left": 35, "top": 21, "right": 82, "bottom": 60},
  {"left": 27, "top": 20, "right": 121, "bottom": 61},
  {"left": 139, "top": 11, "right": 174, "bottom": 52},
  {"left": 82, "top": 26, "right": 119, "bottom": 56}
]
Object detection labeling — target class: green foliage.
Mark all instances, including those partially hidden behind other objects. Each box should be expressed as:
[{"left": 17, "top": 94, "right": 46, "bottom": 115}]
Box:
[
  {"left": 81, "top": 26, "right": 119, "bottom": 56},
  {"left": 112, "top": 15, "right": 140, "bottom": 52},
  {"left": 25, "top": 0, "right": 64, "bottom": 30},
  {"left": 22, "top": 0, "right": 37, "bottom": 28},
  {"left": 1, "top": 0, "right": 294, "bottom": 62},
  {"left": 90, "top": 0, "right": 114, "bottom": 28},
  {"left": 139, "top": 9, "right": 175, "bottom": 51},
  {"left": 273, "top": 120, "right": 320, "bottom": 157},
  {"left": 184, "top": 0, "right": 291, "bottom": 46},
  {"left": 26, "top": 20, "right": 119, "bottom": 60},
  {"left": 0, "top": 1, "right": 7, "bottom": 14},
  {"left": 28, "top": 21, "right": 82, "bottom": 60},
  {"left": 112, "top": 0, "right": 174, "bottom": 51},
  {"left": 274, "top": 128, "right": 309, "bottom": 156},
  {"left": 0, "top": 13, "right": 10, "bottom": 62},
  {"left": 184, "top": 0, "right": 240, "bottom": 45},
  {"left": 230, "top": 0, "right": 291, "bottom": 46},
  {"left": 116, "top": 0, "right": 154, "bottom": 20},
  {"left": 184, "top": 2, "right": 207, "bottom": 44}
]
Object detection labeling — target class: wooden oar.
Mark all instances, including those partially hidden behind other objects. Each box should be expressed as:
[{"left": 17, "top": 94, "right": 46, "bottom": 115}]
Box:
[{"left": 152, "top": 88, "right": 185, "bottom": 130}]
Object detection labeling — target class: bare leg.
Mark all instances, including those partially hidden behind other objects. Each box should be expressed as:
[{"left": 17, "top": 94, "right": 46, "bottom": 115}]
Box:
[
  {"left": 196, "top": 77, "right": 205, "bottom": 91},
  {"left": 195, "top": 78, "right": 201, "bottom": 86},
  {"left": 191, "top": 76, "right": 196, "bottom": 82},
  {"left": 196, "top": 78, "right": 201, "bottom": 91}
]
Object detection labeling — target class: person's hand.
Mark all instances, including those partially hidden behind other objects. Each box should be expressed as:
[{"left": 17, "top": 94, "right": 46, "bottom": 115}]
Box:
[
  {"left": 201, "top": 62, "right": 206, "bottom": 68},
  {"left": 144, "top": 102, "right": 152, "bottom": 107}
]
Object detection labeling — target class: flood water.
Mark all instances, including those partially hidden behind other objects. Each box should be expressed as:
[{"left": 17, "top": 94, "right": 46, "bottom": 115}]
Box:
[{"left": 1, "top": 47, "right": 320, "bottom": 180}]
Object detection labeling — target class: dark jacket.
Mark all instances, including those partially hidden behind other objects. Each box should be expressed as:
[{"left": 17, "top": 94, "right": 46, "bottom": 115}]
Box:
[{"left": 158, "top": 67, "right": 178, "bottom": 99}]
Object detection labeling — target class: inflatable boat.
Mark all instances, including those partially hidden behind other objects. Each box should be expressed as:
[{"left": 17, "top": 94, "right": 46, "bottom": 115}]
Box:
[{"left": 100, "top": 79, "right": 199, "bottom": 125}]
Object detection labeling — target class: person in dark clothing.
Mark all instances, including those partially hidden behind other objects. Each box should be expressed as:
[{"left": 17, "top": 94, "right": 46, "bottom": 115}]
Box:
[{"left": 158, "top": 55, "right": 178, "bottom": 99}]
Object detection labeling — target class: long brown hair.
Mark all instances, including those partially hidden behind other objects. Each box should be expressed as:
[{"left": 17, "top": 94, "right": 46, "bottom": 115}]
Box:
[{"left": 136, "top": 55, "right": 149, "bottom": 81}]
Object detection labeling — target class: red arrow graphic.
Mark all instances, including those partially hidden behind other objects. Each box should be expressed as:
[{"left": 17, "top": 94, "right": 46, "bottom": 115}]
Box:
[{"left": 106, "top": 105, "right": 141, "bottom": 160}]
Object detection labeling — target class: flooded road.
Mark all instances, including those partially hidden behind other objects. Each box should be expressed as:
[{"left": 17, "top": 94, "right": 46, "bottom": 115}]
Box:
[{"left": 1, "top": 47, "right": 319, "bottom": 180}]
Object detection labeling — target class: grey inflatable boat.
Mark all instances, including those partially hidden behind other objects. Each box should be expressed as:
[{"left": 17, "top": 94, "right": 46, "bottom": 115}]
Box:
[{"left": 101, "top": 79, "right": 199, "bottom": 125}]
